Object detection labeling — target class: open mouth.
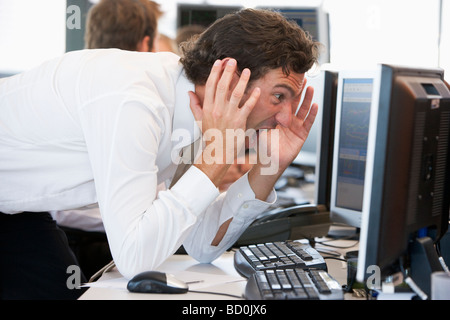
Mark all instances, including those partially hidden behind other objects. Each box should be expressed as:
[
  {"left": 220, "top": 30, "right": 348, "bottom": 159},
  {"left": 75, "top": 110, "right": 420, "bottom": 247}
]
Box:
[{"left": 247, "top": 128, "right": 270, "bottom": 149}]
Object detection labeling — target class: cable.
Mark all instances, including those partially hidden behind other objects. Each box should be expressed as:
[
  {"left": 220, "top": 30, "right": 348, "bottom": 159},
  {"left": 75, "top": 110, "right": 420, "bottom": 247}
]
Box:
[
  {"left": 315, "top": 247, "right": 342, "bottom": 258},
  {"left": 323, "top": 256, "right": 347, "bottom": 262},
  {"left": 88, "top": 260, "right": 115, "bottom": 283},
  {"left": 315, "top": 237, "right": 359, "bottom": 249},
  {"left": 188, "top": 290, "right": 242, "bottom": 299},
  {"left": 316, "top": 233, "right": 357, "bottom": 242},
  {"left": 404, "top": 277, "right": 428, "bottom": 300},
  {"left": 314, "top": 236, "right": 359, "bottom": 259}
]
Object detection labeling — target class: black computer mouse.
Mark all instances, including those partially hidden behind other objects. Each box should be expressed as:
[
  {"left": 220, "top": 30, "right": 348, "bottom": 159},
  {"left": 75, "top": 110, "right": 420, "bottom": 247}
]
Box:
[{"left": 127, "top": 270, "right": 188, "bottom": 294}]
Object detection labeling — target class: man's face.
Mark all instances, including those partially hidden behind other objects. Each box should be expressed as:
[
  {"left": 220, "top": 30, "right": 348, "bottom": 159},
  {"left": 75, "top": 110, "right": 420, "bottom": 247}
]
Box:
[{"left": 242, "top": 68, "right": 305, "bottom": 146}]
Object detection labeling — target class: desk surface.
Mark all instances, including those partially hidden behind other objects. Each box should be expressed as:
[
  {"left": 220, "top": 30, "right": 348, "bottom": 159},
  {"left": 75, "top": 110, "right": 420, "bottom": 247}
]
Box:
[{"left": 79, "top": 236, "right": 359, "bottom": 300}]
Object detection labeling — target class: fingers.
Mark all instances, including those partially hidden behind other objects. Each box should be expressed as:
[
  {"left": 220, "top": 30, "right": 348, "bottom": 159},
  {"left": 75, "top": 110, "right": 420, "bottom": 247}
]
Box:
[
  {"left": 291, "top": 85, "right": 318, "bottom": 139},
  {"left": 215, "top": 59, "right": 239, "bottom": 105},
  {"left": 239, "top": 87, "right": 260, "bottom": 118},
  {"left": 204, "top": 59, "right": 238, "bottom": 109},
  {"left": 228, "top": 68, "right": 259, "bottom": 118},
  {"left": 296, "top": 86, "right": 314, "bottom": 120},
  {"left": 302, "top": 78, "right": 308, "bottom": 93},
  {"left": 228, "top": 68, "right": 250, "bottom": 108},
  {"left": 204, "top": 58, "right": 253, "bottom": 113},
  {"left": 203, "top": 59, "right": 223, "bottom": 110},
  {"left": 303, "top": 102, "right": 319, "bottom": 133}
]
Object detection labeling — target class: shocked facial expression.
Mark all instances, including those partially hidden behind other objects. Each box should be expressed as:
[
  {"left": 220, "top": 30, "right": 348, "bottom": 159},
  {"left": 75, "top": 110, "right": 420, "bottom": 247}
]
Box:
[{"left": 242, "top": 68, "right": 305, "bottom": 146}]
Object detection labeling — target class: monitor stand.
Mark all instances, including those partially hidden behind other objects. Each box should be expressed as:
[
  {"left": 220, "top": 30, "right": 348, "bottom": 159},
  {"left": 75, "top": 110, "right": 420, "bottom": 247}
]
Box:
[
  {"left": 327, "top": 225, "right": 359, "bottom": 239},
  {"left": 409, "top": 236, "right": 444, "bottom": 298}
]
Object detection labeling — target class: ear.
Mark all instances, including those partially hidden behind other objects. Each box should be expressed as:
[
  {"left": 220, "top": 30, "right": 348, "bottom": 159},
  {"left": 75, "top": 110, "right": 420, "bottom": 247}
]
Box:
[
  {"left": 137, "top": 35, "right": 151, "bottom": 52},
  {"left": 188, "top": 90, "right": 203, "bottom": 122}
]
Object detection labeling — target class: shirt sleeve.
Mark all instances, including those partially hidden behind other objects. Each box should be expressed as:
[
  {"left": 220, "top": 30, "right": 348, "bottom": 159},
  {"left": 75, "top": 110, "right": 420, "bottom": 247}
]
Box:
[
  {"left": 79, "top": 91, "right": 275, "bottom": 279},
  {"left": 182, "top": 171, "right": 276, "bottom": 263},
  {"left": 79, "top": 95, "right": 221, "bottom": 279}
]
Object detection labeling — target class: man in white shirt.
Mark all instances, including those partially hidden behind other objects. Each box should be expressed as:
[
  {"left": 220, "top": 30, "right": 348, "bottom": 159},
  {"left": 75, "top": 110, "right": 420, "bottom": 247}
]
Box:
[
  {"left": 0, "top": 9, "right": 319, "bottom": 299},
  {"left": 50, "top": 0, "right": 162, "bottom": 280}
]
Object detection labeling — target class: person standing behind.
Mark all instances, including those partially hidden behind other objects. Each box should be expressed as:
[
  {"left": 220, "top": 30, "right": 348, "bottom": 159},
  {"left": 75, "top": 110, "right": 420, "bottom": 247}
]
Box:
[
  {"left": 85, "top": 0, "right": 162, "bottom": 52},
  {"left": 155, "top": 33, "right": 178, "bottom": 54},
  {"left": 175, "top": 24, "right": 206, "bottom": 49}
]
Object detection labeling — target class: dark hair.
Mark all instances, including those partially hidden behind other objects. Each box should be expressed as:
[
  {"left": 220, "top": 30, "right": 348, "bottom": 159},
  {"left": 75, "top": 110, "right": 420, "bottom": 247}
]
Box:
[
  {"left": 180, "top": 8, "right": 321, "bottom": 85},
  {"left": 176, "top": 24, "right": 206, "bottom": 46},
  {"left": 85, "top": 0, "right": 161, "bottom": 51}
]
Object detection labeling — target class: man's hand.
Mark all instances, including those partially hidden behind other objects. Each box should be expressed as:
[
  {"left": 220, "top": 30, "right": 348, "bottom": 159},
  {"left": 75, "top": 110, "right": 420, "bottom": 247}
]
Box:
[
  {"left": 249, "top": 83, "right": 318, "bottom": 201},
  {"left": 187, "top": 59, "right": 261, "bottom": 246},
  {"left": 188, "top": 59, "right": 261, "bottom": 187},
  {"left": 274, "top": 85, "right": 319, "bottom": 170}
]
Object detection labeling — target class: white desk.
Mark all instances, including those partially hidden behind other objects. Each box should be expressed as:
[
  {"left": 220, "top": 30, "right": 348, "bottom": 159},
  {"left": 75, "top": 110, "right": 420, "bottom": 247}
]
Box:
[
  {"left": 79, "top": 237, "right": 359, "bottom": 300},
  {"left": 80, "top": 251, "right": 246, "bottom": 300}
]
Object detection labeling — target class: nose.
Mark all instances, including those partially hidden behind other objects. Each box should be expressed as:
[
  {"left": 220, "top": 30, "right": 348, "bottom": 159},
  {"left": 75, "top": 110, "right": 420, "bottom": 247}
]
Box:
[{"left": 274, "top": 102, "right": 293, "bottom": 128}]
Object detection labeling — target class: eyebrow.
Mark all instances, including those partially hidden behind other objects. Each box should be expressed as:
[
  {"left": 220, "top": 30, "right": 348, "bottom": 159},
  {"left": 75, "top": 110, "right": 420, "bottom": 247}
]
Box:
[{"left": 274, "top": 84, "right": 301, "bottom": 98}]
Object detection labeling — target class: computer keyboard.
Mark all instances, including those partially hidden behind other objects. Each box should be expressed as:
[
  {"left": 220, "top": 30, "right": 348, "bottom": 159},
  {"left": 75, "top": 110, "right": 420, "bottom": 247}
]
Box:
[
  {"left": 234, "top": 240, "right": 327, "bottom": 278},
  {"left": 244, "top": 268, "right": 344, "bottom": 300}
]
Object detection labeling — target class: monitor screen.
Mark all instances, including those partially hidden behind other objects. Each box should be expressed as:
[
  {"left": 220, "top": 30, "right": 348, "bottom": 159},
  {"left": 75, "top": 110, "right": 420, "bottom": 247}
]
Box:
[
  {"left": 357, "top": 64, "right": 450, "bottom": 296},
  {"left": 278, "top": 9, "right": 319, "bottom": 41},
  {"left": 177, "top": 4, "right": 242, "bottom": 28},
  {"left": 257, "top": 6, "right": 330, "bottom": 64},
  {"left": 329, "top": 71, "right": 375, "bottom": 228},
  {"left": 292, "top": 72, "right": 330, "bottom": 167}
]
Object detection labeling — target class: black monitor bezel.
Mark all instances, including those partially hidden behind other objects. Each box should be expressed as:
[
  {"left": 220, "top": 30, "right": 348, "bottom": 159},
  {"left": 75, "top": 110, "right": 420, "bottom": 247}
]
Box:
[{"left": 357, "top": 64, "right": 450, "bottom": 284}]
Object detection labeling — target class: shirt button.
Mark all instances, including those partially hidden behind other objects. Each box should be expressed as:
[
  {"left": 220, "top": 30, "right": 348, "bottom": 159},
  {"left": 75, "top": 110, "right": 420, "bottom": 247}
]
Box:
[
  {"left": 238, "top": 193, "right": 243, "bottom": 198},
  {"left": 242, "top": 204, "right": 249, "bottom": 209}
]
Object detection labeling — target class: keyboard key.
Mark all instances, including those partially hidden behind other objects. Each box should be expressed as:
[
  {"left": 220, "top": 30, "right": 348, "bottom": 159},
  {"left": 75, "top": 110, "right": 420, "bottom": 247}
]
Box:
[
  {"left": 235, "top": 241, "right": 327, "bottom": 279},
  {"left": 276, "top": 270, "right": 292, "bottom": 290},
  {"left": 266, "top": 270, "right": 281, "bottom": 290},
  {"left": 304, "top": 286, "right": 319, "bottom": 299},
  {"left": 286, "top": 270, "right": 302, "bottom": 288},
  {"left": 266, "top": 243, "right": 285, "bottom": 258},
  {"left": 293, "top": 287, "right": 309, "bottom": 299},
  {"left": 295, "top": 269, "right": 311, "bottom": 284},
  {"left": 244, "top": 267, "right": 344, "bottom": 300},
  {"left": 255, "top": 271, "right": 270, "bottom": 290},
  {"left": 298, "top": 249, "right": 313, "bottom": 261}
]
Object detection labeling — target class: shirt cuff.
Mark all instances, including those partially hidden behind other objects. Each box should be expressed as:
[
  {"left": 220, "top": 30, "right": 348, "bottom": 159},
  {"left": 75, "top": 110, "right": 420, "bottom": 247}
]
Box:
[
  {"left": 220, "top": 172, "right": 276, "bottom": 226},
  {"left": 170, "top": 165, "right": 220, "bottom": 215}
]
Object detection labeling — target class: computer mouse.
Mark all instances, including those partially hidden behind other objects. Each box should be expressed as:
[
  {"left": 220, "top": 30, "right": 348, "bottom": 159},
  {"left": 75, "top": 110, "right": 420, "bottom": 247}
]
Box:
[{"left": 127, "top": 271, "right": 188, "bottom": 294}]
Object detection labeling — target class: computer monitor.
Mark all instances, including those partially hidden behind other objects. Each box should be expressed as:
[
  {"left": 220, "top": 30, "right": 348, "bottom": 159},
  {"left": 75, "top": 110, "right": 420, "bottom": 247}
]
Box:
[
  {"left": 290, "top": 71, "right": 336, "bottom": 168},
  {"left": 257, "top": 6, "right": 330, "bottom": 64},
  {"left": 177, "top": 4, "right": 242, "bottom": 29},
  {"left": 312, "top": 70, "right": 338, "bottom": 209},
  {"left": 357, "top": 64, "right": 450, "bottom": 297},
  {"left": 329, "top": 70, "right": 376, "bottom": 229}
]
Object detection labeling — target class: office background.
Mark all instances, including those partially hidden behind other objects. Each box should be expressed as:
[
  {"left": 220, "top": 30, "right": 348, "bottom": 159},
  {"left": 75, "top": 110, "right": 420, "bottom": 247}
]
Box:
[
  {"left": 1, "top": 0, "right": 449, "bottom": 301},
  {"left": 0, "top": 0, "right": 449, "bottom": 82}
]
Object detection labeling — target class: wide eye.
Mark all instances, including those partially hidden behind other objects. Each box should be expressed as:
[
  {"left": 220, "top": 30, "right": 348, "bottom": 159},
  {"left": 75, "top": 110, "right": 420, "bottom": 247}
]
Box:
[{"left": 274, "top": 93, "right": 283, "bottom": 102}]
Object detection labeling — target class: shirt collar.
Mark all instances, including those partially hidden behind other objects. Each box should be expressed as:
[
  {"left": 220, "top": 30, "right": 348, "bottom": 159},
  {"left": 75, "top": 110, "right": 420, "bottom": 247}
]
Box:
[{"left": 172, "top": 66, "right": 201, "bottom": 149}]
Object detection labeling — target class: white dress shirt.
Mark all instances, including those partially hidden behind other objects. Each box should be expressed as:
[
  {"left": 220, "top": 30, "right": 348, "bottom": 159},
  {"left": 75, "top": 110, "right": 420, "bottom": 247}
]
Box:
[{"left": 0, "top": 49, "right": 276, "bottom": 279}]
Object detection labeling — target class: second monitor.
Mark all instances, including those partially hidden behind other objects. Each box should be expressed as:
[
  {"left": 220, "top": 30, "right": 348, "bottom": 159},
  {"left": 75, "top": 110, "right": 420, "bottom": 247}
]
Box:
[{"left": 329, "top": 70, "right": 376, "bottom": 229}]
